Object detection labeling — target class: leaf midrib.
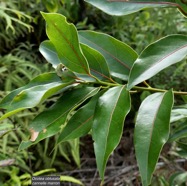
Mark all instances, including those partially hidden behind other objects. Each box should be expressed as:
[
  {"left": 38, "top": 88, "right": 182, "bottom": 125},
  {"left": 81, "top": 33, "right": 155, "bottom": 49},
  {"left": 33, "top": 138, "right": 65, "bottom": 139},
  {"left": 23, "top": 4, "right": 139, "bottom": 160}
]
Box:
[
  {"left": 47, "top": 16, "right": 89, "bottom": 74},
  {"left": 38, "top": 88, "right": 98, "bottom": 131},
  {"left": 146, "top": 93, "right": 165, "bottom": 181},
  {"left": 140, "top": 44, "right": 187, "bottom": 73},
  {"left": 102, "top": 86, "right": 124, "bottom": 172},
  {"left": 108, "top": 1, "right": 178, "bottom": 7},
  {"left": 79, "top": 34, "right": 131, "bottom": 70},
  {"left": 62, "top": 115, "right": 93, "bottom": 141}
]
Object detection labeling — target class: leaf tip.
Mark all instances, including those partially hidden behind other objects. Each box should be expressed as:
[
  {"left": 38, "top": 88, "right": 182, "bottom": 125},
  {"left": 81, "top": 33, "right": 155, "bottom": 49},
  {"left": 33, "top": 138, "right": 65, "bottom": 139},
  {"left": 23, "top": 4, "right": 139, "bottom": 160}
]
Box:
[{"left": 40, "top": 11, "right": 46, "bottom": 17}]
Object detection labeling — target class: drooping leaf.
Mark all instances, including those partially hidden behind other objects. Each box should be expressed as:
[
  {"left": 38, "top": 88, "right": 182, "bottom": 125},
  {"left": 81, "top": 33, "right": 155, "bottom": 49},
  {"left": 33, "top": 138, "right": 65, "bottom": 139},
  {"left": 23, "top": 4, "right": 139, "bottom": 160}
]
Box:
[
  {"left": 92, "top": 86, "right": 131, "bottom": 180},
  {"left": 0, "top": 73, "right": 74, "bottom": 120},
  {"left": 19, "top": 119, "right": 64, "bottom": 150},
  {"left": 58, "top": 90, "right": 101, "bottom": 143},
  {"left": 85, "top": 0, "right": 177, "bottom": 16},
  {"left": 80, "top": 44, "right": 112, "bottom": 81},
  {"left": 0, "top": 73, "right": 60, "bottom": 108},
  {"left": 79, "top": 31, "right": 138, "bottom": 81},
  {"left": 41, "top": 12, "right": 90, "bottom": 74},
  {"left": 39, "top": 40, "right": 61, "bottom": 69},
  {"left": 19, "top": 86, "right": 100, "bottom": 150},
  {"left": 127, "top": 35, "right": 187, "bottom": 90},
  {"left": 29, "top": 86, "right": 100, "bottom": 132},
  {"left": 134, "top": 90, "right": 174, "bottom": 186}
]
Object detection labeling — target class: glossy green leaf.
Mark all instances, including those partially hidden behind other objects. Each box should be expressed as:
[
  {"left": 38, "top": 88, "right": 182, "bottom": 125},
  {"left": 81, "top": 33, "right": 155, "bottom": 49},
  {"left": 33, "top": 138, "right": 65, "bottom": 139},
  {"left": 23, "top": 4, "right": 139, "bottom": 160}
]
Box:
[
  {"left": 40, "top": 46, "right": 78, "bottom": 84},
  {"left": 58, "top": 90, "right": 101, "bottom": 143},
  {"left": 0, "top": 73, "right": 74, "bottom": 121},
  {"left": 92, "top": 86, "right": 131, "bottom": 180},
  {"left": 80, "top": 44, "right": 111, "bottom": 81},
  {"left": 19, "top": 86, "right": 100, "bottom": 150},
  {"left": 29, "top": 86, "right": 100, "bottom": 132},
  {"left": 128, "top": 35, "right": 187, "bottom": 90},
  {"left": 79, "top": 31, "right": 138, "bottom": 81},
  {"left": 85, "top": 0, "right": 176, "bottom": 16},
  {"left": 39, "top": 40, "right": 61, "bottom": 69},
  {"left": 19, "top": 117, "right": 66, "bottom": 150},
  {"left": 0, "top": 73, "right": 60, "bottom": 108},
  {"left": 134, "top": 90, "right": 174, "bottom": 186},
  {"left": 74, "top": 73, "right": 97, "bottom": 82},
  {"left": 41, "top": 12, "right": 90, "bottom": 74},
  {"left": 39, "top": 41, "right": 96, "bottom": 82}
]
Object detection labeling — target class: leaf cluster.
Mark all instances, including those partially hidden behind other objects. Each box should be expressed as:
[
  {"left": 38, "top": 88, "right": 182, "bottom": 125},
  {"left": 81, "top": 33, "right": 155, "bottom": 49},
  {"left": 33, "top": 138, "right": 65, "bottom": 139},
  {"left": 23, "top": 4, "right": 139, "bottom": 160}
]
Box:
[{"left": 1, "top": 1, "right": 187, "bottom": 185}]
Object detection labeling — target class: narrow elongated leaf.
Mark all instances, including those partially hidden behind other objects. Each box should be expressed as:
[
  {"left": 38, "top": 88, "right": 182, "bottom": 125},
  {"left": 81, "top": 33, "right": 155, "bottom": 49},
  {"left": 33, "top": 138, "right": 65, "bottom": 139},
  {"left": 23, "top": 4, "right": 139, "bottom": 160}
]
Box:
[
  {"left": 58, "top": 91, "right": 101, "bottom": 143},
  {"left": 39, "top": 40, "right": 61, "bottom": 69},
  {"left": 0, "top": 73, "right": 60, "bottom": 108},
  {"left": 41, "top": 12, "right": 90, "bottom": 74},
  {"left": 128, "top": 35, "right": 187, "bottom": 90},
  {"left": 0, "top": 73, "right": 74, "bottom": 120},
  {"left": 92, "top": 86, "right": 131, "bottom": 179},
  {"left": 39, "top": 41, "right": 96, "bottom": 82},
  {"left": 18, "top": 87, "right": 99, "bottom": 150},
  {"left": 19, "top": 119, "right": 64, "bottom": 150},
  {"left": 29, "top": 86, "right": 100, "bottom": 132},
  {"left": 85, "top": 0, "right": 176, "bottom": 16},
  {"left": 80, "top": 44, "right": 111, "bottom": 81},
  {"left": 79, "top": 31, "right": 138, "bottom": 81},
  {"left": 134, "top": 90, "right": 174, "bottom": 186},
  {"left": 39, "top": 40, "right": 96, "bottom": 82}
]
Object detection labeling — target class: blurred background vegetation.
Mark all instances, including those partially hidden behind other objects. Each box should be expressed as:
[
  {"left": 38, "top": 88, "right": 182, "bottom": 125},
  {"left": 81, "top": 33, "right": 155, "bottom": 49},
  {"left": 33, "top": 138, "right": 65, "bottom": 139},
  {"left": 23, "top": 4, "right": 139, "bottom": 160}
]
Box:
[{"left": 0, "top": 0, "right": 187, "bottom": 185}]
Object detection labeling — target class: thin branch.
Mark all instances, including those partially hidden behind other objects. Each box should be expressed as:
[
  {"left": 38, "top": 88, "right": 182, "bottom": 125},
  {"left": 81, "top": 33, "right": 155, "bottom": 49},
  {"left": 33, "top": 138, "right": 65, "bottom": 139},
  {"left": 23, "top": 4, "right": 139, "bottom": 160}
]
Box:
[
  {"left": 143, "top": 81, "right": 151, "bottom": 88},
  {"left": 133, "top": 86, "right": 187, "bottom": 95}
]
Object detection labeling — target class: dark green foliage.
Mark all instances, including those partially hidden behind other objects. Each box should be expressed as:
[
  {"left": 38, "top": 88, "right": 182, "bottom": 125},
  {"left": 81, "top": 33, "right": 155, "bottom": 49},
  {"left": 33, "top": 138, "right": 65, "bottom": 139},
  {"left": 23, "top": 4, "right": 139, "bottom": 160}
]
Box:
[{"left": 0, "top": 1, "right": 187, "bottom": 186}]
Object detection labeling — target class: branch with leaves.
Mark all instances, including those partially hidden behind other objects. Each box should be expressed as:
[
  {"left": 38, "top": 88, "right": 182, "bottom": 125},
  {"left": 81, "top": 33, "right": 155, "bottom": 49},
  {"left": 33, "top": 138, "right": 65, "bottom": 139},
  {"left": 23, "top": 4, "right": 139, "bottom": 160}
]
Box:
[{"left": 0, "top": 2, "right": 187, "bottom": 185}]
